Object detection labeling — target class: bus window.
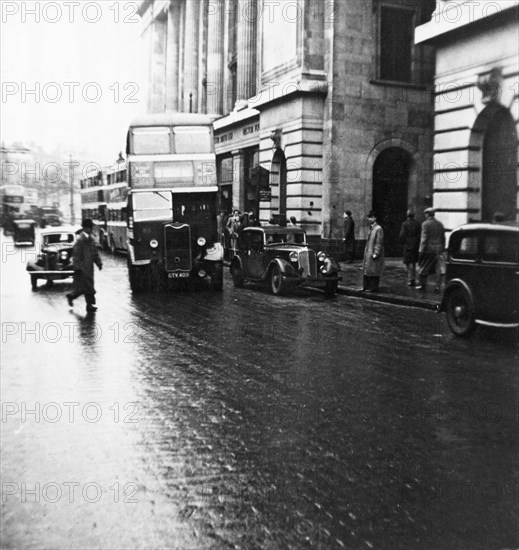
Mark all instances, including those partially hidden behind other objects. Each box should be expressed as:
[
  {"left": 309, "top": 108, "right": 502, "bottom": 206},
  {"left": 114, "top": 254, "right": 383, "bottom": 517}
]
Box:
[
  {"left": 173, "top": 127, "right": 212, "bottom": 154},
  {"left": 132, "top": 127, "right": 171, "bottom": 155},
  {"left": 133, "top": 191, "right": 172, "bottom": 221}
]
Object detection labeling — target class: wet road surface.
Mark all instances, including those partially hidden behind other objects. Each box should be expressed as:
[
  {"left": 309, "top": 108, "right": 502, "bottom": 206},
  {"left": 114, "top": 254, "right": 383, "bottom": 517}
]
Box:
[{"left": 1, "top": 236, "right": 518, "bottom": 549}]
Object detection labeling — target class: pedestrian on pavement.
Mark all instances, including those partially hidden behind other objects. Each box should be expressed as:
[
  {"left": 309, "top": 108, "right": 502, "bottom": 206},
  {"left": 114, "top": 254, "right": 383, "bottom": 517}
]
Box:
[
  {"left": 288, "top": 216, "right": 298, "bottom": 227},
  {"left": 66, "top": 218, "right": 103, "bottom": 312},
  {"left": 362, "top": 210, "right": 384, "bottom": 293},
  {"left": 417, "top": 207, "right": 445, "bottom": 293},
  {"left": 399, "top": 209, "right": 421, "bottom": 286},
  {"left": 342, "top": 210, "right": 355, "bottom": 263},
  {"left": 226, "top": 209, "right": 242, "bottom": 256}
]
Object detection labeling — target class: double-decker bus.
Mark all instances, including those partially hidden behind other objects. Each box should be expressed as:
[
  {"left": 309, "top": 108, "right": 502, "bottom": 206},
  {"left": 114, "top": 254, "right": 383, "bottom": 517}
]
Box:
[
  {"left": 1, "top": 184, "right": 26, "bottom": 232},
  {"left": 104, "top": 162, "right": 129, "bottom": 254},
  {"left": 79, "top": 167, "right": 106, "bottom": 246},
  {"left": 125, "top": 113, "right": 223, "bottom": 292}
]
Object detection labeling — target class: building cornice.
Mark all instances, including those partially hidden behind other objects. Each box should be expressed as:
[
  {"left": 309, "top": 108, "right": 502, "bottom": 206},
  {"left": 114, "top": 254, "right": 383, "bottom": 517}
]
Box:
[{"left": 415, "top": 0, "right": 517, "bottom": 44}]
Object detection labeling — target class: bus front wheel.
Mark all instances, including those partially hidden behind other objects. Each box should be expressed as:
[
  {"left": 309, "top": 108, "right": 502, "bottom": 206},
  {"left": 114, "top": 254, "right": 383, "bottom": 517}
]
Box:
[{"left": 128, "top": 263, "right": 149, "bottom": 293}]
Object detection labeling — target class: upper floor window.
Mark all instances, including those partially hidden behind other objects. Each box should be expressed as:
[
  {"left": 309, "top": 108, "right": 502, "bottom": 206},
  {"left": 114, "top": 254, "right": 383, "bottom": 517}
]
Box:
[{"left": 379, "top": 6, "right": 414, "bottom": 83}]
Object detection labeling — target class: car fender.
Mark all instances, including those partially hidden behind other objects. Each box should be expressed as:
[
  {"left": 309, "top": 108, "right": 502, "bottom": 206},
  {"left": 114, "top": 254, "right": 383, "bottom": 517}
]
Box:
[
  {"left": 440, "top": 279, "right": 475, "bottom": 312},
  {"left": 230, "top": 255, "right": 243, "bottom": 272},
  {"left": 266, "top": 257, "right": 298, "bottom": 279}
]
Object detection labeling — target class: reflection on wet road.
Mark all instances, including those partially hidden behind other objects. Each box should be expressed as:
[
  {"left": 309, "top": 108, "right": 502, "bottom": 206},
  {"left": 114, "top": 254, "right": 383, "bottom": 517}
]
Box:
[{"left": 1, "top": 237, "right": 518, "bottom": 549}]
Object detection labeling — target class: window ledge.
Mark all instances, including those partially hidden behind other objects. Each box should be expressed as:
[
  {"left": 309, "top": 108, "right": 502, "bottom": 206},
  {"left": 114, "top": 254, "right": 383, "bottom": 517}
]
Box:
[{"left": 369, "top": 79, "right": 428, "bottom": 90}]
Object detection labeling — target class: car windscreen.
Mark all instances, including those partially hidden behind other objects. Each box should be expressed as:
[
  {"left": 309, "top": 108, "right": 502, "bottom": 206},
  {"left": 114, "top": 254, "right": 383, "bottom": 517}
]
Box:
[
  {"left": 44, "top": 233, "right": 74, "bottom": 244},
  {"left": 266, "top": 233, "right": 306, "bottom": 244}
]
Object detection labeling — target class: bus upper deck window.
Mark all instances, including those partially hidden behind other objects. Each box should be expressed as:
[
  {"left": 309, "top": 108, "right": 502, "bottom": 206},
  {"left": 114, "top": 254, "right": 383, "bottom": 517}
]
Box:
[
  {"left": 132, "top": 127, "right": 171, "bottom": 155},
  {"left": 173, "top": 126, "right": 212, "bottom": 154}
]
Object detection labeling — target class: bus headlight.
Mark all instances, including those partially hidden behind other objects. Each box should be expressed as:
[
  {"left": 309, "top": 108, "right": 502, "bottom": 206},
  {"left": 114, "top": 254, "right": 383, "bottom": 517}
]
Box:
[
  {"left": 317, "top": 251, "right": 327, "bottom": 262},
  {"left": 197, "top": 237, "right": 206, "bottom": 247},
  {"left": 149, "top": 239, "right": 158, "bottom": 249}
]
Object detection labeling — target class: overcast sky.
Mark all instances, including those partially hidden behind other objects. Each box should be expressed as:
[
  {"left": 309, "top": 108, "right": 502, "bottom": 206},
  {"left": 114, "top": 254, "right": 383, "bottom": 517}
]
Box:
[{"left": 1, "top": 0, "right": 147, "bottom": 165}]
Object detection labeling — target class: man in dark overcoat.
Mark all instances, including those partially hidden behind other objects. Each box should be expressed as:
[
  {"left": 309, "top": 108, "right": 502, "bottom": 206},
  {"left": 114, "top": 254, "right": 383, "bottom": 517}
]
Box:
[
  {"left": 399, "top": 209, "right": 421, "bottom": 286},
  {"left": 66, "top": 218, "right": 103, "bottom": 311},
  {"left": 417, "top": 207, "right": 445, "bottom": 292},
  {"left": 342, "top": 210, "right": 355, "bottom": 262}
]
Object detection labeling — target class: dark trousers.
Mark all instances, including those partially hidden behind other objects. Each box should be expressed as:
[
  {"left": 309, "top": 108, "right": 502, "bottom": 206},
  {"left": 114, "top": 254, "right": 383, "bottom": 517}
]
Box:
[
  {"left": 68, "top": 271, "right": 96, "bottom": 306},
  {"left": 363, "top": 275, "right": 380, "bottom": 292}
]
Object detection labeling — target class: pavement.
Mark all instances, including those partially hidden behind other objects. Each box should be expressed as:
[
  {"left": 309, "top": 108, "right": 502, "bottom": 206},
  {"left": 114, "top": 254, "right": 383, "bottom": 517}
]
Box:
[{"left": 337, "top": 258, "right": 441, "bottom": 310}]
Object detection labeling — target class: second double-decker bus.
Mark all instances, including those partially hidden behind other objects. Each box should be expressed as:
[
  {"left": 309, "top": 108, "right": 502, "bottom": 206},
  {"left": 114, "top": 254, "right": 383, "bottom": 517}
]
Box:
[
  {"left": 79, "top": 167, "right": 106, "bottom": 245},
  {"left": 125, "top": 113, "right": 223, "bottom": 292},
  {"left": 104, "top": 162, "right": 129, "bottom": 254}
]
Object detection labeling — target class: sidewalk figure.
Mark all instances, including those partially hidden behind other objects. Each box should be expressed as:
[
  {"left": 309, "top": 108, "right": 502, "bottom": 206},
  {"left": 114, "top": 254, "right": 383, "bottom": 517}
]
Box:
[
  {"left": 417, "top": 207, "right": 445, "bottom": 293},
  {"left": 342, "top": 210, "right": 355, "bottom": 263},
  {"left": 288, "top": 216, "right": 297, "bottom": 227},
  {"left": 362, "top": 210, "right": 384, "bottom": 293},
  {"left": 226, "top": 209, "right": 242, "bottom": 257},
  {"left": 399, "top": 209, "right": 421, "bottom": 286},
  {"left": 66, "top": 218, "right": 103, "bottom": 312}
]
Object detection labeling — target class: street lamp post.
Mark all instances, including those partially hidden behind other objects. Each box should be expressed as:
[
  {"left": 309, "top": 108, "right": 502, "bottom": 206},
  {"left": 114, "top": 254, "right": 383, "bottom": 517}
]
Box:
[{"left": 69, "top": 154, "right": 75, "bottom": 224}]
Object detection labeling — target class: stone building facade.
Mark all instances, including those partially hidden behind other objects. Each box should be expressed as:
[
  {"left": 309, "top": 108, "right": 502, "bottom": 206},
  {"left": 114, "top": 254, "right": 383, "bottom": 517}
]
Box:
[
  {"left": 416, "top": 0, "right": 519, "bottom": 230},
  {"left": 139, "top": 0, "right": 436, "bottom": 254}
]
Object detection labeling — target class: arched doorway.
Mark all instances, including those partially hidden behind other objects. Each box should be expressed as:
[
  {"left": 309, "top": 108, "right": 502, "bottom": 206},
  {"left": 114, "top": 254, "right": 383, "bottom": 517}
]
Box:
[
  {"left": 270, "top": 148, "right": 287, "bottom": 225},
  {"left": 482, "top": 107, "right": 517, "bottom": 222},
  {"left": 372, "top": 147, "right": 411, "bottom": 256}
]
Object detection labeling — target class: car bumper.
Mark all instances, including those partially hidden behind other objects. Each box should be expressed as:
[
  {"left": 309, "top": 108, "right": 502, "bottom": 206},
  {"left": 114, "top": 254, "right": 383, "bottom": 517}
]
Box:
[
  {"left": 284, "top": 275, "right": 341, "bottom": 288},
  {"left": 26, "top": 263, "right": 74, "bottom": 278}
]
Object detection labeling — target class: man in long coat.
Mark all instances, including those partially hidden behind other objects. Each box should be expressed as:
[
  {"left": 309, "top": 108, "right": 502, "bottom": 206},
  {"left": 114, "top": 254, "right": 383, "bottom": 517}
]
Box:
[
  {"left": 399, "top": 209, "right": 421, "bottom": 287},
  {"left": 362, "top": 210, "right": 384, "bottom": 293},
  {"left": 342, "top": 210, "right": 355, "bottom": 262},
  {"left": 66, "top": 218, "right": 103, "bottom": 311},
  {"left": 417, "top": 207, "right": 445, "bottom": 292}
]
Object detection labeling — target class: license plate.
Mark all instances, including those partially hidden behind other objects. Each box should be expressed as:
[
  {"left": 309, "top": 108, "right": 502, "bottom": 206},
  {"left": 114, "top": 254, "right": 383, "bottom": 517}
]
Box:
[{"left": 168, "top": 272, "right": 190, "bottom": 279}]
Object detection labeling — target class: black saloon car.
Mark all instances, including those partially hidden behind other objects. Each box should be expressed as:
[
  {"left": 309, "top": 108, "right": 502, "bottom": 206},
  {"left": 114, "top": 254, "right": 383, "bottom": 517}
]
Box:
[
  {"left": 440, "top": 223, "right": 519, "bottom": 336},
  {"left": 12, "top": 219, "right": 36, "bottom": 246},
  {"left": 230, "top": 225, "right": 340, "bottom": 296},
  {"left": 26, "top": 226, "right": 78, "bottom": 289}
]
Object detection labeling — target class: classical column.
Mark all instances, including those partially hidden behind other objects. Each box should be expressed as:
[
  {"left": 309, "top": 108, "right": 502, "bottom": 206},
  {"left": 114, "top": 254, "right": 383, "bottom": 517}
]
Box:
[
  {"left": 150, "top": 14, "right": 167, "bottom": 112},
  {"left": 206, "top": 0, "right": 225, "bottom": 114},
  {"left": 165, "top": 2, "right": 181, "bottom": 111},
  {"left": 236, "top": 0, "right": 257, "bottom": 101},
  {"left": 183, "top": 0, "right": 200, "bottom": 112}
]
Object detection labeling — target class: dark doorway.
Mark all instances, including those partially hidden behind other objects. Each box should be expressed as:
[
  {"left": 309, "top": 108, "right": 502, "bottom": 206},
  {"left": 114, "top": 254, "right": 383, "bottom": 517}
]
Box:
[
  {"left": 373, "top": 147, "right": 411, "bottom": 256},
  {"left": 482, "top": 108, "right": 517, "bottom": 222}
]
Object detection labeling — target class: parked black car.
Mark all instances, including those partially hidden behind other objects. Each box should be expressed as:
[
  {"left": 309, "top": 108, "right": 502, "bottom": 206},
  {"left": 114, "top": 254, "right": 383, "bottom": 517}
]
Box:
[
  {"left": 440, "top": 223, "right": 519, "bottom": 336},
  {"left": 12, "top": 219, "right": 36, "bottom": 246},
  {"left": 230, "top": 225, "right": 340, "bottom": 297},
  {"left": 26, "top": 226, "right": 78, "bottom": 289}
]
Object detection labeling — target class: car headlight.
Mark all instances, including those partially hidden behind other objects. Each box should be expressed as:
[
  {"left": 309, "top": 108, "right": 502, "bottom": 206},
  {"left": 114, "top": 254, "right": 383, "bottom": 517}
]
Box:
[
  {"left": 317, "top": 251, "right": 326, "bottom": 262},
  {"left": 60, "top": 251, "right": 68, "bottom": 260},
  {"left": 320, "top": 265, "right": 327, "bottom": 274},
  {"left": 197, "top": 237, "right": 206, "bottom": 246},
  {"left": 289, "top": 251, "right": 298, "bottom": 262},
  {"left": 149, "top": 239, "right": 158, "bottom": 248}
]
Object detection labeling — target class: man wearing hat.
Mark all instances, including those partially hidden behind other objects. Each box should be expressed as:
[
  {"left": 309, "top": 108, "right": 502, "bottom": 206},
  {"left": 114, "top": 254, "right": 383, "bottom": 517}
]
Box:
[
  {"left": 66, "top": 218, "right": 103, "bottom": 312},
  {"left": 417, "top": 207, "right": 445, "bottom": 292},
  {"left": 342, "top": 210, "right": 355, "bottom": 263},
  {"left": 399, "top": 209, "right": 421, "bottom": 286},
  {"left": 362, "top": 210, "right": 384, "bottom": 292}
]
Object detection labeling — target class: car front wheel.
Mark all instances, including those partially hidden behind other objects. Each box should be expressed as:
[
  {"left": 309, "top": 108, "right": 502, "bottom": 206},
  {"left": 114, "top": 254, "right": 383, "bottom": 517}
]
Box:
[
  {"left": 270, "top": 265, "right": 287, "bottom": 296},
  {"left": 445, "top": 287, "right": 475, "bottom": 337},
  {"left": 230, "top": 262, "right": 244, "bottom": 287}
]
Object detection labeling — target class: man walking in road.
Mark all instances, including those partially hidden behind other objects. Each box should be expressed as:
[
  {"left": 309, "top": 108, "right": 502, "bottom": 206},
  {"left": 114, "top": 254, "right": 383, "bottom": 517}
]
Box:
[
  {"left": 66, "top": 218, "right": 103, "bottom": 312},
  {"left": 417, "top": 207, "right": 445, "bottom": 293},
  {"left": 342, "top": 210, "right": 355, "bottom": 263},
  {"left": 399, "top": 209, "right": 421, "bottom": 286},
  {"left": 362, "top": 210, "right": 384, "bottom": 293}
]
